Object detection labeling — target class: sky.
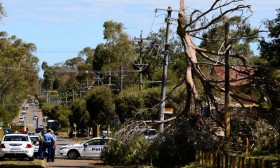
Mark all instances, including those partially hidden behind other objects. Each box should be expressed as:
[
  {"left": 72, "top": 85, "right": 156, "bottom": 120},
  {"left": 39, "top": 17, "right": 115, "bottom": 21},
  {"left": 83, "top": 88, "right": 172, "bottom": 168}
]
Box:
[{"left": 0, "top": 0, "right": 279, "bottom": 77}]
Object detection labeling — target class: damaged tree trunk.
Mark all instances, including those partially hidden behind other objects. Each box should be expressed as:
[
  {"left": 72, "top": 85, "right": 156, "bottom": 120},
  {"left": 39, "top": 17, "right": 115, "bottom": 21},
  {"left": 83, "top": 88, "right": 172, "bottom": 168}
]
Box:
[{"left": 178, "top": 0, "right": 202, "bottom": 121}]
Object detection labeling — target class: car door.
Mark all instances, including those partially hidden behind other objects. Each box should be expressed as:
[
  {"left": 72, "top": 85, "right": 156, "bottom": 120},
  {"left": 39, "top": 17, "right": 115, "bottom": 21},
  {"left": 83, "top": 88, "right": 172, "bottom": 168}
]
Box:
[{"left": 83, "top": 139, "right": 104, "bottom": 157}]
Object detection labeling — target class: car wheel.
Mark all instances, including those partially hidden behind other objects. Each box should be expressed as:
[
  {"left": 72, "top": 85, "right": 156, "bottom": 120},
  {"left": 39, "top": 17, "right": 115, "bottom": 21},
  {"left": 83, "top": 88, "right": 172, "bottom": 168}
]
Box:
[
  {"left": 29, "top": 157, "right": 34, "bottom": 161},
  {"left": 0, "top": 157, "right": 4, "bottom": 161},
  {"left": 68, "top": 150, "right": 79, "bottom": 159}
]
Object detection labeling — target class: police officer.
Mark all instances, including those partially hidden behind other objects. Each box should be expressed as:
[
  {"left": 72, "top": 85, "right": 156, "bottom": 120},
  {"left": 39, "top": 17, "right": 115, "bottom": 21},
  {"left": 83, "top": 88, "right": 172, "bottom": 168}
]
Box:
[
  {"left": 39, "top": 130, "right": 45, "bottom": 160},
  {"left": 50, "top": 130, "right": 57, "bottom": 162},
  {"left": 44, "top": 129, "right": 54, "bottom": 162}
]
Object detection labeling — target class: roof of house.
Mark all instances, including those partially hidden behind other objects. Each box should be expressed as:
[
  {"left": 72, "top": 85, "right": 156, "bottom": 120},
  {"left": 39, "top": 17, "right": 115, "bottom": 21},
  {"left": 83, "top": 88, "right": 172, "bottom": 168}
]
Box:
[{"left": 213, "top": 65, "right": 254, "bottom": 86}]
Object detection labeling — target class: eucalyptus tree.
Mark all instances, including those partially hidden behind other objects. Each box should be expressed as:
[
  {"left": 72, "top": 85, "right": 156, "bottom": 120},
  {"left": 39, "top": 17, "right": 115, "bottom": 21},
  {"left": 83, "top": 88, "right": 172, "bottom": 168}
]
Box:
[
  {"left": 199, "top": 16, "right": 258, "bottom": 63},
  {"left": 98, "top": 21, "right": 138, "bottom": 89},
  {"left": 137, "top": 28, "right": 185, "bottom": 87},
  {"left": 0, "top": 31, "right": 39, "bottom": 122},
  {"left": 86, "top": 86, "right": 117, "bottom": 126},
  {"left": 255, "top": 9, "right": 280, "bottom": 133},
  {"left": 69, "top": 99, "right": 90, "bottom": 128},
  {"left": 41, "top": 61, "right": 55, "bottom": 91},
  {"left": 0, "top": 33, "right": 39, "bottom": 96},
  {"left": 173, "top": 0, "right": 265, "bottom": 151}
]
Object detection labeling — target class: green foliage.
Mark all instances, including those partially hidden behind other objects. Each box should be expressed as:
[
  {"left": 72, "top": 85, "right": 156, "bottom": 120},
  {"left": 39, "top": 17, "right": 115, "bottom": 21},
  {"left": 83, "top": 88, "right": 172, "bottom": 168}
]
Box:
[
  {"left": 69, "top": 99, "right": 90, "bottom": 128},
  {"left": 101, "top": 117, "right": 218, "bottom": 167},
  {"left": 200, "top": 16, "right": 257, "bottom": 65},
  {"left": 141, "top": 87, "right": 161, "bottom": 119},
  {"left": 253, "top": 10, "right": 280, "bottom": 134},
  {"left": 36, "top": 95, "right": 46, "bottom": 109},
  {"left": 115, "top": 85, "right": 186, "bottom": 124},
  {"left": 41, "top": 104, "right": 70, "bottom": 127},
  {"left": 41, "top": 62, "right": 55, "bottom": 90},
  {"left": 86, "top": 86, "right": 117, "bottom": 125},
  {"left": 251, "top": 119, "right": 279, "bottom": 155},
  {"left": 0, "top": 31, "right": 39, "bottom": 124},
  {"left": 139, "top": 29, "right": 185, "bottom": 82},
  {"left": 115, "top": 87, "right": 143, "bottom": 123},
  {"left": 0, "top": 104, "right": 19, "bottom": 125},
  {"left": 148, "top": 120, "right": 196, "bottom": 167},
  {"left": 259, "top": 9, "right": 280, "bottom": 67},
  {"left": 101, "top": 137, "right": 150, "bottom": 166},
  {"left": 103, "top": 21, "right": 124, "bottom": 44}
]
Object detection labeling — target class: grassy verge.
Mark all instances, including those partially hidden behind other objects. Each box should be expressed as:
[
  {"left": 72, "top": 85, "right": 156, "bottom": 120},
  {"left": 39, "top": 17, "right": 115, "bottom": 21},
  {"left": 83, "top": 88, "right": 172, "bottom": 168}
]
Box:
[
  {"left": 0, "top": 129, "right": 3, "bottom": 140},
  {"left": 0, "top": 159, "right": 44, "bottom": 168},
  {"left": 182, "top": 162, "right": 212, "bottom": 168}
]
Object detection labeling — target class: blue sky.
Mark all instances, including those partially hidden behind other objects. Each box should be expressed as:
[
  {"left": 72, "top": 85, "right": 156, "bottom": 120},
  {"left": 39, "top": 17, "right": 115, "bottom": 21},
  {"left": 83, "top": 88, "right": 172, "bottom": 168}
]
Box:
[{"left": 0, "top": 0, "right": 279, "bottom": 76}]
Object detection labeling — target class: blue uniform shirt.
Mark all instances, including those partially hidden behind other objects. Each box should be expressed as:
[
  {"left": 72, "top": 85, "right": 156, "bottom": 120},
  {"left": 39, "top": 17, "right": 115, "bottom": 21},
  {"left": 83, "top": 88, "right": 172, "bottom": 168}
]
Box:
[{"left": 44, "top": 132, "right": 54, "bottom": 143}]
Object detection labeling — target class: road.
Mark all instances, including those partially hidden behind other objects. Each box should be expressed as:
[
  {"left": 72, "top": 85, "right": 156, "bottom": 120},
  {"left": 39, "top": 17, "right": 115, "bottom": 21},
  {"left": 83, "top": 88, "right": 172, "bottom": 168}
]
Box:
[
  {"left": 23, "top": 102, "right": 45, "bottom": 133},
  {"left": 23, "top": 102, "right": 109, "bottom": 168},
  {"left": 45, "top": 135, "right": 109, "bottom": 168}
]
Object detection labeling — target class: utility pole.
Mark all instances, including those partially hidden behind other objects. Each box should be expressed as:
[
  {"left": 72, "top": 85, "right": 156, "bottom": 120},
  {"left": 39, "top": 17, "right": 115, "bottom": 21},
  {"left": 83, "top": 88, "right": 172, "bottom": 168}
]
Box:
[
  {"left": 159, "top": 6, "right": 172, "bottom": 133},
  {"left": 224, "top": 21, "right": 231, "bottom": 145},
  {"left": 120, "top": 62, "right": 124, "bottom": 91},
  {"left": 106, "top": 69, "right": 115, "bottom": 87},
  {"left": 134, "top": 30, "right": 148, "bottom": 90}
]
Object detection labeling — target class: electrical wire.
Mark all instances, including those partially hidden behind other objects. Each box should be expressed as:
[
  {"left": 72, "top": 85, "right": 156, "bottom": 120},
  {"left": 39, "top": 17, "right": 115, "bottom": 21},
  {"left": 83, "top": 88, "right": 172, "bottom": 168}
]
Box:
[{"left": 149, "top": 8, "right": 158, "bottom": 33}]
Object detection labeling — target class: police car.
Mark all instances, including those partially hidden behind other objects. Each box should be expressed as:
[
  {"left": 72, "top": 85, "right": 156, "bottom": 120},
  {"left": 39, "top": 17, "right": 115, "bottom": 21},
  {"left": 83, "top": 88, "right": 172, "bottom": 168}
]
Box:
[
  {"left": 0, "top": 134, "right": 34, "bottom": 161},
  {"left": 58, "top": 137, "right": 114, "bottom": 159}
]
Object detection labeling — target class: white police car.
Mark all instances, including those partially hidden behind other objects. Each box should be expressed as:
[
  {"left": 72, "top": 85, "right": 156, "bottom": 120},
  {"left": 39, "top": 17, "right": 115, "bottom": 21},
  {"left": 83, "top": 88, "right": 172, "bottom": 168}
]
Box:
[
  {"left": 58, "top": 137, "right": 113, "bottom": 159},
  {"left": 0, "top": 134, "right": 34, "bottom": 161}
]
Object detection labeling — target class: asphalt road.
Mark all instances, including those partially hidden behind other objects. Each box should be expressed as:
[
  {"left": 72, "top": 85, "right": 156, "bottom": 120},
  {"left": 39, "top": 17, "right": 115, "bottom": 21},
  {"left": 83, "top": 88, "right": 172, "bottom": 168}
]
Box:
[
  {"left": 45, "top": 158, "right": 107, "bottom": 168},
  {"left": 26, "top": 103, "right": 109, "bottom": 168},
  {"left": 44, "top": 137, "right": 110, "bottom": 168},
  {"left": 7, "top": 102, "right": 110, "bottom": 168}
]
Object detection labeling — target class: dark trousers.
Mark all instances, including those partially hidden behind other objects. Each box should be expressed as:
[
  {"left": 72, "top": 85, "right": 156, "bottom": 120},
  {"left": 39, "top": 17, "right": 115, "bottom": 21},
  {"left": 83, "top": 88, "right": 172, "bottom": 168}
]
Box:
[
  {"left": 39, "top": 145, "right": 45, "bottom": 160},
  {"left": 51, "top": 146, "right": 56, "bottom": 161},
  {"left": 44, "top": 142, "right": 52, "bottom": 161}
]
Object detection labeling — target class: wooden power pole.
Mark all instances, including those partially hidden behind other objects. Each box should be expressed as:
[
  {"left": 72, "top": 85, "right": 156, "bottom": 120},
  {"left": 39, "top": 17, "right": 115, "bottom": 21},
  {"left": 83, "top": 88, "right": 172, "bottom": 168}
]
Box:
[
  {"left": 224, "top": 21, "right": 231, "bottom": 145},
  {"left": 159, "top": 6, "right": 172, "bottom": 133}
]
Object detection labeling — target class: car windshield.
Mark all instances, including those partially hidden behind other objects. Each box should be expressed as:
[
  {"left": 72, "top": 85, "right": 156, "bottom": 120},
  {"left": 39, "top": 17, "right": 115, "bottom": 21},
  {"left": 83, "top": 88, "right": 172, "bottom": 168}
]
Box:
[{"left": 4, "top": 135, "right": 29, "bottom": 141}]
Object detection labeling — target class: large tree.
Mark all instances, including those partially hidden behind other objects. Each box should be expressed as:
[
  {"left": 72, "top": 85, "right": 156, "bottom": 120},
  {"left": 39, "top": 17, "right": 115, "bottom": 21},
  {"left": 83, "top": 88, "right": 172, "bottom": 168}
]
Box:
[
  {"left": 176, "top": 0, "right": 262, "bottom": 147},
  {"left": 86, "top": 86, "right": 117, "bottom": 126},
  {"left": 255, "top": 9, "right": 280, "bottom": 132},
  {"left": 0, "top": 32, "right": 39, "bottom": 123}
]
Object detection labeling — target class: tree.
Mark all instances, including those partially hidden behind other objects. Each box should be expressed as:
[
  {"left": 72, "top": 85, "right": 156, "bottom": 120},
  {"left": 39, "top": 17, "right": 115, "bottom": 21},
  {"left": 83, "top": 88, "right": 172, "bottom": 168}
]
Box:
[
  {"left": 69, "top": 99, "right": 90, "bottom": 128},
  {"left": 115, "top": 87, "right": 143, "bottom": 123},
  {"left": 41, "top": 61, "right": 55, "bottom": 90},
  {"left": 0, "top": 31, "right": 39, "bottom": 123},
  {"left": 255, "top": 9, "right": 280, "bottom": 134},
  {"left": 101, "top": 21, "right": 138, "bottom": 90},
  {"left": 176, "top": 0, "right": 263, "bottom": 148},
  {"left": 259, "top": 9, "right": 280, "bottom": 68},
  {"left": 86, "top": 86, "right": 117, "bottom": 126},
  {"left": 136, "top": 28, "right": 185, "bottom": 86}
]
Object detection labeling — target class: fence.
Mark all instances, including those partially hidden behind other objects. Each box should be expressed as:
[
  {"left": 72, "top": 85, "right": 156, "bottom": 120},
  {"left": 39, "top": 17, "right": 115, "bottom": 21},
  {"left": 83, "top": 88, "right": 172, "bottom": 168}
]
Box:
[{"left": 196, "top": 150, "right": 280, "bottom": 168}]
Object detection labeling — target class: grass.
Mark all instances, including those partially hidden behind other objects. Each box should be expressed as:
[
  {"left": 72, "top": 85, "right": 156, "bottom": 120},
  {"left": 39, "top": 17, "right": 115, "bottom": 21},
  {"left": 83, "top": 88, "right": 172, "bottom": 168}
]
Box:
[
  {"left": 0, "top": 159, "right": 44, "bottom": 168},
  {"left": 250, "top": 154, "right": 280, "bottom": 160},
  {"left": 182, "top": 162, "right": 212, "bottom": 168},
  {"left": 0, "top": 130, "right": 3, "bottom": 140}
]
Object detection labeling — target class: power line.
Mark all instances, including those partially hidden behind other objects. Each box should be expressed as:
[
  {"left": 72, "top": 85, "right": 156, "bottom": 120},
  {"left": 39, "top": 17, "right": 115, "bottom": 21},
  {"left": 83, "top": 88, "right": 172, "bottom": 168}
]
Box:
[
  {"left": 36, "top": 50, "right": 80, "bottom": 53},
  {"left": 0, "top": 66, "right": 38, "bottom": 71}
]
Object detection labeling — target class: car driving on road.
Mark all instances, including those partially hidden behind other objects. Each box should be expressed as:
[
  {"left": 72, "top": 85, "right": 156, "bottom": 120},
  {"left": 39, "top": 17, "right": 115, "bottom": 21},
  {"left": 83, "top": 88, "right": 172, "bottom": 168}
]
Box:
[
  {"left": 0, "top": 134, "right": 34, "bottom": 161},
  {"left": 58, "top": 137, "right": 114, "bottom": 159}
]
